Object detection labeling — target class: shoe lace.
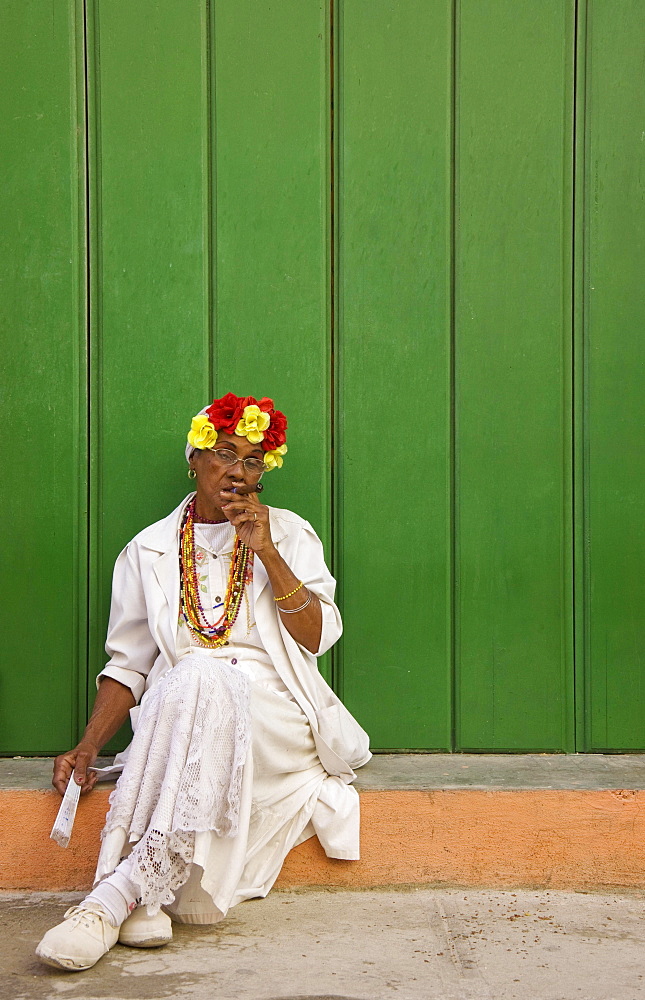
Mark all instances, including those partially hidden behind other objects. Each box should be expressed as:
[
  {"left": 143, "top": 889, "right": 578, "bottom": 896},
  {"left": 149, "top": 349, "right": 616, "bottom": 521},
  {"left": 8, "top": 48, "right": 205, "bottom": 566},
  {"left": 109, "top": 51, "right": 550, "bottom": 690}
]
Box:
[{"left": 62, "top": 903, "right": 112, "bottom": 931}]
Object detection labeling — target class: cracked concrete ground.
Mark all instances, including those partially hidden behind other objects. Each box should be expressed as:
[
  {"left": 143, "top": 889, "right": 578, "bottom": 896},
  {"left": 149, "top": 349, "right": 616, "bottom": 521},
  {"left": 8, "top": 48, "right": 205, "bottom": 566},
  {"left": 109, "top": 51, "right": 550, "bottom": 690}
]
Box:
[{"left": 2, "top": 886, "right": 645, "bottom": 1000}]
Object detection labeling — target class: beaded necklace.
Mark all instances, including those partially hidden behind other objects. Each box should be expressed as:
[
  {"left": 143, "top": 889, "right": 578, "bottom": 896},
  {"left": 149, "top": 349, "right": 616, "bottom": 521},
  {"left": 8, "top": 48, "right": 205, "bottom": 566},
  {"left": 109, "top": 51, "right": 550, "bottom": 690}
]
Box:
[{"left": 179, "top": 498, "right": 253, "bottom": 647}]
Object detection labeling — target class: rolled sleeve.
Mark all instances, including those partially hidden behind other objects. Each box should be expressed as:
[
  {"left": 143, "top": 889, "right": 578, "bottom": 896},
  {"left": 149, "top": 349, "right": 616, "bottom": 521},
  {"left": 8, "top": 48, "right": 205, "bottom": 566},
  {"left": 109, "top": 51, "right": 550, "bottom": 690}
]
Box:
[
  {"left": 295, "top": 589, "right": 342, "bottom": 657},
  {"left": 314, "top": 596, "right": 343, "bottom": 656},
  {"left": 278, "top": 520, "right": 343, "bottom": 658},
  {"left": 96, "top": 664, "right": 146, "bottom": 704},
  {"left": 100, "top": 543, "right": 160, "bottom": 705}
]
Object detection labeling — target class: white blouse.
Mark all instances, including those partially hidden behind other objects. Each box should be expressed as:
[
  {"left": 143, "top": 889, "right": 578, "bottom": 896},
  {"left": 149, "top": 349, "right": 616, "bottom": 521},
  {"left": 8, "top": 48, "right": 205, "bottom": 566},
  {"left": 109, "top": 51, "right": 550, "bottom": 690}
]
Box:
[{"left": 176, "top": 521, "right": 292, "bottom": 700}]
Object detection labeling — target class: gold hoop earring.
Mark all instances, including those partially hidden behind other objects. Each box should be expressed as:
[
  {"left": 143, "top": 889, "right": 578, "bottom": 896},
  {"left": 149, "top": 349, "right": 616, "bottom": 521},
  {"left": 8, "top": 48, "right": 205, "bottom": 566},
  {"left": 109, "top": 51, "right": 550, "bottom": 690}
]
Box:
[{"left": 188, "top": 468, "right": 197, "bottom": 479}]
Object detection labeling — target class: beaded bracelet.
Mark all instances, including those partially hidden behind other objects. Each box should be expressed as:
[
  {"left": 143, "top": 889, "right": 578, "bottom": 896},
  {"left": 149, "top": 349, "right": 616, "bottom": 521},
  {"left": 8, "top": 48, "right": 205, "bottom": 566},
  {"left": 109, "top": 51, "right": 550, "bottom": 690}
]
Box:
[
  {"left": 274, "top": 580, "right": 304, "bottom": 602},
  {"left": 277, "top": 591, "right": 312, "bottom": 614}
]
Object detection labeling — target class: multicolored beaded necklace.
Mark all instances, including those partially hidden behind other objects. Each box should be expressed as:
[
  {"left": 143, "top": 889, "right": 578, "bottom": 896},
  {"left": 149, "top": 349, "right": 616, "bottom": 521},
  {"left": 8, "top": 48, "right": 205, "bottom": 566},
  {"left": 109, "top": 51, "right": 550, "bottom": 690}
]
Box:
[{"left": 179, "top": 498, "right": 253, "bottom": 647}]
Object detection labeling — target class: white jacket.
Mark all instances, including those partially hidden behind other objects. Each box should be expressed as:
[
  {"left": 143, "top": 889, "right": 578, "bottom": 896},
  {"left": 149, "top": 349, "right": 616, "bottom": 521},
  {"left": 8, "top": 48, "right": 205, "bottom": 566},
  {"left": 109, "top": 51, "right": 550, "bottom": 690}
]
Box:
[{"left": 98, "top": 493, "right": 371, "bottom": 782}]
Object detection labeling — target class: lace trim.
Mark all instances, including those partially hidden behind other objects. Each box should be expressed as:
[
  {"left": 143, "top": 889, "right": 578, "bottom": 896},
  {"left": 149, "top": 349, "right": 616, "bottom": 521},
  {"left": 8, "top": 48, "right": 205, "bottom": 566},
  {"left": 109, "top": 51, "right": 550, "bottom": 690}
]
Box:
[{"left": 101, "top": 653, "right": 250, "bottom": 912}]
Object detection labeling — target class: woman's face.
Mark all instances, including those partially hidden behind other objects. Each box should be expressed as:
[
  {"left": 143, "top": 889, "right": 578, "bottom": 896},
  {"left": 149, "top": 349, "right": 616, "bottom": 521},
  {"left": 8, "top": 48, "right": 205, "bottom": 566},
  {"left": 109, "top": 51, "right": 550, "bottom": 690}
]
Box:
[{"left": 190, "top": 431, "right": 265, "bottom": 510}]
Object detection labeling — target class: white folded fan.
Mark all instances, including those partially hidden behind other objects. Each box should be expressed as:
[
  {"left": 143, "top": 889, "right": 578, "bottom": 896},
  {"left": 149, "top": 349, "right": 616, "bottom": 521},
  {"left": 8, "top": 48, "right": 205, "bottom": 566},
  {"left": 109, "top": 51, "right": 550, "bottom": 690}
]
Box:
[
  {"left": 50, "top": 778, "right": 81, "bottom": 848},
  {"left": 49, "top": 764, "right": 122, "bottom": 848}
]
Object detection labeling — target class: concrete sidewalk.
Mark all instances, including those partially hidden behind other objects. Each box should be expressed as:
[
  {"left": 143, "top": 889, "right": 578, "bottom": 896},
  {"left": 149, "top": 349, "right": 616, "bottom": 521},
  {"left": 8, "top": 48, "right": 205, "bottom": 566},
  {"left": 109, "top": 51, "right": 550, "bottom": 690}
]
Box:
[{"left": 2, "top": 886, "right": 644, "bottom": 1000}]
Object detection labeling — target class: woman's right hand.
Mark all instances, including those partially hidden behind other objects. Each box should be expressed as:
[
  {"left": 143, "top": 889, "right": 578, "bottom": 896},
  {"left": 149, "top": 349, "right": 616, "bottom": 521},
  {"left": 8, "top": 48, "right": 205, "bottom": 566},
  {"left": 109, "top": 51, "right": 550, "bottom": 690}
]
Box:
[
  {"left": 51, "top": 677, "right": 136, "bottom": 796},
  {"left": 52, "top": 740, "right": 100, "bottom": 796}
]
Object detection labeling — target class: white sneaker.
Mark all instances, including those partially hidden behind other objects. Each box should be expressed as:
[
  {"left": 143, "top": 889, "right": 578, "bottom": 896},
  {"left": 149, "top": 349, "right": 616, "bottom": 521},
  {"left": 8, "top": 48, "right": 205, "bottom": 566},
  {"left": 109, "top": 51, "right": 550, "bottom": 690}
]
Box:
[
  {"left": 118, "top": 906, "right": 173, "bottom": 948},
  {"left": 35, "top": 902, "right": 119, "bottom": 971}
]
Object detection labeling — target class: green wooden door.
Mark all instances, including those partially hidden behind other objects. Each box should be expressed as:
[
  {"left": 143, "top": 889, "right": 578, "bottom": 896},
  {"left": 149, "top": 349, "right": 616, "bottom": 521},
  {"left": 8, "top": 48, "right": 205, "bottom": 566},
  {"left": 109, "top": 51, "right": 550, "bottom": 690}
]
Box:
[
  {"left": 2, "top": 0, "right": 644, "bottom": 754},
  {"left": 448, "top": 0, "right": 576, "bottom": 751},
  {"left": 334, "top": 0, "right": 453, "bottom": 750},
  {"left": 578, "top": 0, "right": 645, "bottom": 750},
  {"left": 86, "top": 0, "right": 333, "bottom": 751},
  {"left": 0, "top": 0, "right": 88, "bottom": 753}
]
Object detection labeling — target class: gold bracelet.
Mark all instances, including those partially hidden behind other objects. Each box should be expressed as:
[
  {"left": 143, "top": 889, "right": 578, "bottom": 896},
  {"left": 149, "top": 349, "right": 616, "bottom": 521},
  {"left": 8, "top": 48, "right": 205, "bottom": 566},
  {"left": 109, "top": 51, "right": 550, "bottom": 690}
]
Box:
[
  {"left": 277, "top": 592, "right": 312, "bottom": 614},
  {"left": 274, "top": 580, "right": 304, "bottom": 602}
]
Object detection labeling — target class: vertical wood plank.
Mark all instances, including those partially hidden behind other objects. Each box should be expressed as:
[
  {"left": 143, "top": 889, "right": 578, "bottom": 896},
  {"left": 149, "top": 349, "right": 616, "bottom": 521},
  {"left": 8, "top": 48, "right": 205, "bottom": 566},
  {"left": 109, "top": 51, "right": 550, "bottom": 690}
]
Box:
[
  {"left": 88, "top": 0, "right": 211, "bottom": 743},
  {"left": 0, "top": 0, "right": 87, "bottom": 752},
  {"left": 583, "top": 0, "right": 645, "bottom": 749},
  {"left": 455, "top": 0, "right": 575, "bottom": 750},
  {"left": 212, "top": 0, "right": 332, "bottom": 547},
  {"left": 336, "top": 0, "right": 453, "bottom": 748},
  {"left": 573, "top": 0, "right": 588, "bottom": 754}
]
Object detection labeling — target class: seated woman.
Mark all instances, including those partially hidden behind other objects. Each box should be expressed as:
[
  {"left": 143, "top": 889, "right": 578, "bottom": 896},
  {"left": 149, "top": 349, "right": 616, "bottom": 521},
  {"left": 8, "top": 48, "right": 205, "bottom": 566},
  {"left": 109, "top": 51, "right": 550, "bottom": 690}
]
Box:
[{"left": 37, "top": 393, "right": 370, "bottom": 971}]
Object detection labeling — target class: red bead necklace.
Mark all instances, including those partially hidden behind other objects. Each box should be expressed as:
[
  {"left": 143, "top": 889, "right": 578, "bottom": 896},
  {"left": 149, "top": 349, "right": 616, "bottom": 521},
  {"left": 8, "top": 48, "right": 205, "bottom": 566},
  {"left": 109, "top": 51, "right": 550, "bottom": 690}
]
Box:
[{"left": 193, "top": 512, "right": 228, "bottom": 524}]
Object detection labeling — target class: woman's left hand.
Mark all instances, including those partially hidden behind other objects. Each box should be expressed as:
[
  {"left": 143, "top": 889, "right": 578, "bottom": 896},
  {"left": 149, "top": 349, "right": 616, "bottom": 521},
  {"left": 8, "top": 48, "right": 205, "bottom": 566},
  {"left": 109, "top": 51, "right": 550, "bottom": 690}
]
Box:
[{"left": 219, "top": 489, "right": 274, "bottom": 555}]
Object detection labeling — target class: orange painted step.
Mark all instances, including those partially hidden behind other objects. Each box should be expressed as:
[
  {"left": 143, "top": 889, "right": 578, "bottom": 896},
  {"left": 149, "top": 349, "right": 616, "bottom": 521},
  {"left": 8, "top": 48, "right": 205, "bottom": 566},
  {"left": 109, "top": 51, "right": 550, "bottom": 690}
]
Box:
[{"left": 3, "top": 751, "right": 645, "bottom": 894}]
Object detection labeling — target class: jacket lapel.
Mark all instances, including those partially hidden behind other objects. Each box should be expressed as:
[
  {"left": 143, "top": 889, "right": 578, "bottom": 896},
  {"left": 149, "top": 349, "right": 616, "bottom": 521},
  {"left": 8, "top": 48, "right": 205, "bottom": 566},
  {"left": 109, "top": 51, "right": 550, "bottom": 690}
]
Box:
[
  {"left": 151, "top": 548, "right": 180, "bottom": 661},
  {"left": 138, "top": 494, "right": 191, "bottom": 665}
]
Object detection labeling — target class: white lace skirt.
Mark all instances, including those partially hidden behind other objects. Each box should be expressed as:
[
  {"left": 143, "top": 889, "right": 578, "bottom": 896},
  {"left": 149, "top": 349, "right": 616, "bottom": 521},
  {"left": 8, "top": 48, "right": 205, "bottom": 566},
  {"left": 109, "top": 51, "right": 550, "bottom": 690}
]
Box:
[{"left": 94, "top": 651, "right": 348, "bottom": 922}]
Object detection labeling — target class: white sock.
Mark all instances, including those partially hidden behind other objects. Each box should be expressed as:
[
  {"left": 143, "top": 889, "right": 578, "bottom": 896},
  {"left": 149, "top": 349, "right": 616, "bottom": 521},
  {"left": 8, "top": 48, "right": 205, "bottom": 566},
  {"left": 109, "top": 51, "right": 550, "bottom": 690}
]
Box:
[{"left": 82, "top": 862, "right": 139, "bottom": 928}]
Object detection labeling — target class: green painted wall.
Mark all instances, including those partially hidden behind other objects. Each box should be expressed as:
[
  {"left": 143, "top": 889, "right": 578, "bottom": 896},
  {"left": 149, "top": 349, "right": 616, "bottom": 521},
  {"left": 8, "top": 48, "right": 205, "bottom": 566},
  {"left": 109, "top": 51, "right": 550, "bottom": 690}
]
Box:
[{"left": 2, "top": 0, "right": 644, "bottom": 754}]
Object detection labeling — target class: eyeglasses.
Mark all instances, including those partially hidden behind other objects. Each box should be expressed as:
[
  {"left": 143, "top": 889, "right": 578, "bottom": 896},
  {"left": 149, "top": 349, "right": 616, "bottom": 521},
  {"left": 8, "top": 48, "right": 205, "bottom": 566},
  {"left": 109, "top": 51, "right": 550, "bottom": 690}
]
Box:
[{"left": 207, "top": 448, "right": 265, "bottom": 477}]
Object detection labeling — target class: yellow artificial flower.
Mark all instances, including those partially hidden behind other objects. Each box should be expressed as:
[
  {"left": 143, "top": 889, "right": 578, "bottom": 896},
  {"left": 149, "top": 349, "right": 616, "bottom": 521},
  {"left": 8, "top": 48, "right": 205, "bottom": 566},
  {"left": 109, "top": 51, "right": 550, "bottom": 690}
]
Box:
[
  {"left": 263, "top": 444, "right": 288, "bottom": 470},
  {"left": 187, "top": 414, "right": 218, "bottom": 450},
  {"left": 235, "top": 404, "right": 270, "bottom": 444}
]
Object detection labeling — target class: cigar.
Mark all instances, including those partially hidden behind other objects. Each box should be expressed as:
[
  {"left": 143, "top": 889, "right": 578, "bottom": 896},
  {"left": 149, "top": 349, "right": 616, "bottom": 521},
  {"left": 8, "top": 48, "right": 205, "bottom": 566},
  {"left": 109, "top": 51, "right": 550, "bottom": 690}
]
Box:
[{"left": 229, "top": 484, "right": 257, "bottom": 495}]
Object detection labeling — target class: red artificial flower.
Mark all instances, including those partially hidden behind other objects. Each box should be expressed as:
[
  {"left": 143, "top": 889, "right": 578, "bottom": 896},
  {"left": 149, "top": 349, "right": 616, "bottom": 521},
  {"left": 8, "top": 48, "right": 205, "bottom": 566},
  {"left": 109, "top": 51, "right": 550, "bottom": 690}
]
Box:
[
  {"left": 206, "top": 392, "right": 246, "bottom": 433},
  {"left": 235, "top": 395, "right": 259, "bottom": 415},
  {"left": 205, "top": 392, "right": 287, "bottom": 448},
  {"left": 262, "top": 408, "right": 288, "bottom": 450}
]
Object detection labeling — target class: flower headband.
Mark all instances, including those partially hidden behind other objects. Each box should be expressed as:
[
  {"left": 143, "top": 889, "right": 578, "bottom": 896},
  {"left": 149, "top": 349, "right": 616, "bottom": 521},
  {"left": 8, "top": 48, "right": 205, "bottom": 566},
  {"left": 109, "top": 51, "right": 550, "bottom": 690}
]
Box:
[{"left": 186, "top": 393, "right": 288, "bottom": 471}]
